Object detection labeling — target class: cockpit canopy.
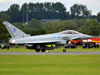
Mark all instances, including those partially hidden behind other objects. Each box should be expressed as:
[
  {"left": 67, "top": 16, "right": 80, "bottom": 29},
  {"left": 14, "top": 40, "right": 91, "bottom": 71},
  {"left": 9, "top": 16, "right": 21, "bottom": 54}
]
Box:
[{"left": 59, "top": 30, "right": 80, "bottom": 34}]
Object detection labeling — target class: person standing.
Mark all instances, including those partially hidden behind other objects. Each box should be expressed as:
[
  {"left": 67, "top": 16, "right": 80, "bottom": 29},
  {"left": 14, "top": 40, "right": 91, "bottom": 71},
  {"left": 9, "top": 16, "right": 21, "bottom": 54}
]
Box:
[
  {"left": 97, "top": 44, "right": 99, "bottom": 48},
  {"left": 7, "top": 44, "right": 9, "bottom": 50},
  {"left": 1, "top": 44, "right": 4, "bottom": 50},
  {"left": 15, "top": 45, "right": 18, "bottom": 49}
]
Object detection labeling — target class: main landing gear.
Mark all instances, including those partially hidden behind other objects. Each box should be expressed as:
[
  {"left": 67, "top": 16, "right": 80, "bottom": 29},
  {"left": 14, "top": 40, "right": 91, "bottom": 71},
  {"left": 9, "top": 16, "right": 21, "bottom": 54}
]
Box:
[
  {"left": 41, "top": 49, "right": 45, "bottom": 52},
  {"left": 35, "top": 49, "right": 46, "bottom": 52},
  {"left": 35, "top": 49, "right": 40, "bottom": 52}
]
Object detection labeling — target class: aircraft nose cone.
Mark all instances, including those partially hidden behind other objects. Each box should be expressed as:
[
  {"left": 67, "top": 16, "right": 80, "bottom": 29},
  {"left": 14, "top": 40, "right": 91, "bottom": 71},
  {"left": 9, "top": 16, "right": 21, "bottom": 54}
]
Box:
[{"left": 82, "top": 34, "right": 93, "bottom": 39}]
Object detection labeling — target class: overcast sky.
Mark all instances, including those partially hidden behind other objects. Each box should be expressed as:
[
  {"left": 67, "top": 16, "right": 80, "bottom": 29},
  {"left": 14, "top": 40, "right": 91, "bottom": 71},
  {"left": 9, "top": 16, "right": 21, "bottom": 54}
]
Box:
[{"left": 0, "top": 0, "right": 100, "bottom": 15}]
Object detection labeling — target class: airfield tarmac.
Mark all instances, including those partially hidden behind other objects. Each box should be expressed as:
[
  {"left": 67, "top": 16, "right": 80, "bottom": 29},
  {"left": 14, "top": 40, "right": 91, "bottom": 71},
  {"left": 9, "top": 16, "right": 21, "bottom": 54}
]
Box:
[{"left": 0, "top": 52, "right": 100, "bottom": 55}]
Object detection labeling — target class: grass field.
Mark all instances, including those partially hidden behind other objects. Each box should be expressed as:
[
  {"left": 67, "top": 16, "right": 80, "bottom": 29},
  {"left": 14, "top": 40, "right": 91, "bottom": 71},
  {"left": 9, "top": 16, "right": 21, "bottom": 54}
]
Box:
[
  {"left": 0, "top": 46, "right": 100, "bottom": 75},
  {"left": 0, "top": 55, "right": 100, "bottom": 75},
  {"left": 0, "top": 46, "right": 100, "bottom": 52}
]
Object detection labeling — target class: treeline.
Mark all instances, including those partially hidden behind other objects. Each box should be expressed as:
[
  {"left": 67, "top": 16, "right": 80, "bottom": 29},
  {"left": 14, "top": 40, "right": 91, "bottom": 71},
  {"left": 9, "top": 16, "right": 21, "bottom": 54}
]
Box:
[
  {"left": 44, "top": 19, "right": 100, "bottom": 36},
  {"left": 0, "top": 2, "right": 100, "bottom": 23},
  {"left": 14, "top": 18, "right": 100, "bottom": 36}
]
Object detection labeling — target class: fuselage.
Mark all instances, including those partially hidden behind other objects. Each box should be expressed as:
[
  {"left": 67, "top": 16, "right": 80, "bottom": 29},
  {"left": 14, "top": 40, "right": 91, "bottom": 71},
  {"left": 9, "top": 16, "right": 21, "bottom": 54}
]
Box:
[{"left": 9, "top": 32, "right": 90, "bottom": 45}]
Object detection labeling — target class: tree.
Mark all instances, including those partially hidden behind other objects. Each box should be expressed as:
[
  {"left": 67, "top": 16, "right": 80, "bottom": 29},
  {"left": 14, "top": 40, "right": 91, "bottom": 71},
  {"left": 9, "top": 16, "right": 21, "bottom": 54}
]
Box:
[
  {"left": 44, "top": 20, "right": 78, "bottom": 33},
  {"left": 0, "top": 12, "right": 11, "bottom": 22},
  {"left": 78, "top": 19, "right": 100, "bottom": 36},
  {"left": 0, "top": 20, "right": 8, "bottom": 42},
  {"left": 28, "top": 18, "right": 44, "bottom": 29},
  {"left": 23, "top": 2, "right": 67, "bottom": 21},
  {"left": 20, "top": 3, "right": 28, "bottom": 23},
  {"left": 22, "top": 29, "right": 46, "bottom": 36},
  {"left": 7, "top": 4, "right": 20, "bottom": 22},
  {"left": 70, "top": 4, "right": 89, "bottom": 18},
  {"left": 43, "top": 21, "right": 54, "bottom": 33},
  {"left": 61, "top": 20, "right": 78, "bottom": 30},
  {"left": 0, "top": 20, "right": 7, "bottom": 35},
  {"left": 73, "top": 18, "right": 87, "bottom": 27},
  {"left": 12, "top": 22, "right": 24, "bottom": 29},
  {"left": 97, "top": 12, "right": 100, "bottom": 22}
]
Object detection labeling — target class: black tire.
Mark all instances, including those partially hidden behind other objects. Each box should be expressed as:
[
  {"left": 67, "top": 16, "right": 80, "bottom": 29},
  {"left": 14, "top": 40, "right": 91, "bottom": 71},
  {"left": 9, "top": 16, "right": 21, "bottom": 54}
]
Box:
[
  {"left": 35, "top": 49, "right": 40, "bottom": 52},
  {"left": 41, "top": 49, "right": 45, "bottom": 52},
  {"left": 75, "top": 46, "right": 77, "bottom": 49},
  {"left": 63, "top": 49, "right": 66, "bottom": 52}
]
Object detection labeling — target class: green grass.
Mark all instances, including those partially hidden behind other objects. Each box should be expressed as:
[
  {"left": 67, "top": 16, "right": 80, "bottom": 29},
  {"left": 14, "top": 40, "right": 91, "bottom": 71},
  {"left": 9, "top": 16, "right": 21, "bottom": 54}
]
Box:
[
  {"left": 0, "top": 55, "right": 100, "bottom": 75},
  {"left": 0, "top": 46, "right": 100, "bottom": 75},
  {"left": 0, "top": 46, "right": 100, "bottom": 52}
]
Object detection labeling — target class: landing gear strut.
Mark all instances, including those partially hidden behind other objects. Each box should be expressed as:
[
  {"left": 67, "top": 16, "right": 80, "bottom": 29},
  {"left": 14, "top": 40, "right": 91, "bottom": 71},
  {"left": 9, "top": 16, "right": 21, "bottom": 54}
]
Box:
[{"left": 35, "top": 49, "right": 40, "bottom": 52}]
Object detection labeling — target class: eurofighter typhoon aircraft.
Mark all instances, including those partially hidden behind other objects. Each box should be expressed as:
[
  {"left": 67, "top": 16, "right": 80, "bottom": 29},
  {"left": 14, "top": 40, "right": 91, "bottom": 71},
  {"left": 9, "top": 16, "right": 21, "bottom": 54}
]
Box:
[{"left": 3, "top": 21, "right": 93, "bottom": 52}]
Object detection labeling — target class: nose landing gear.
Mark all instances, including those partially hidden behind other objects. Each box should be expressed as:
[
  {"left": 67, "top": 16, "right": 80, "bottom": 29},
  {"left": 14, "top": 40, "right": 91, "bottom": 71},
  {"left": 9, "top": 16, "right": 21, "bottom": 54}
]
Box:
[{"left": 63, "top": 49, "right": 66, "bottom": 52}]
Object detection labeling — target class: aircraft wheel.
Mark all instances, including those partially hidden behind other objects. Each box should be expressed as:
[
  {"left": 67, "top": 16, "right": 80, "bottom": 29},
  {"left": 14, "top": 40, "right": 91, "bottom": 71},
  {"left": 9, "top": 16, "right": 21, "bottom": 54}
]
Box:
[
  {"left": 35, "top": 49, "right": 40, "bottom": 52},
  {"left": 41, "top": 49, "right": 45, "bottom": 52},
  {"left": 75, "top": 46, "right": 77, "bottom": 49},
  {"left": 63, "top": 49, "right": 66, "bottom": 52},
  {"left": 87, "top": 47, "right": 89, "bottom": 49}
]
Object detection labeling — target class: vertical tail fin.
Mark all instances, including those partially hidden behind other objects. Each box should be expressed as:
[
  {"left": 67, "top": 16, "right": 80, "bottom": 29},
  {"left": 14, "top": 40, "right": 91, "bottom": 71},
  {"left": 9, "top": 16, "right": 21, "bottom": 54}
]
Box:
[{"left": 3, "top": 21, "right": 30, "bottom": 38}]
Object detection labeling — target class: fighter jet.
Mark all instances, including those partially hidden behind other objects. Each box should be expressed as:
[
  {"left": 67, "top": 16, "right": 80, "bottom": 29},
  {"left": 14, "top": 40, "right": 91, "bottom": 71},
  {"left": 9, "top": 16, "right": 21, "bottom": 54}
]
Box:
[{"left": 3, "top": 21, "right": 93, "bottom": 52}]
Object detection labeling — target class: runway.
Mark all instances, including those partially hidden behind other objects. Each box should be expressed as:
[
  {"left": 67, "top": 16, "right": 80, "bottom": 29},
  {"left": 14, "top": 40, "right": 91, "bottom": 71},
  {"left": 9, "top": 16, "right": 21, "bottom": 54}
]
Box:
[{"left": 0, "top": 52, "right": 100, "bottom": 55}]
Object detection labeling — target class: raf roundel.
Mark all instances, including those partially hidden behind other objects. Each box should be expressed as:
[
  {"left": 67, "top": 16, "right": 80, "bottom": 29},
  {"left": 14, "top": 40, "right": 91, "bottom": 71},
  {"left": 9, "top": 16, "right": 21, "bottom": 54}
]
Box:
[{"left": 13, "top": 28, "right": 16, "bottom": 32}]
